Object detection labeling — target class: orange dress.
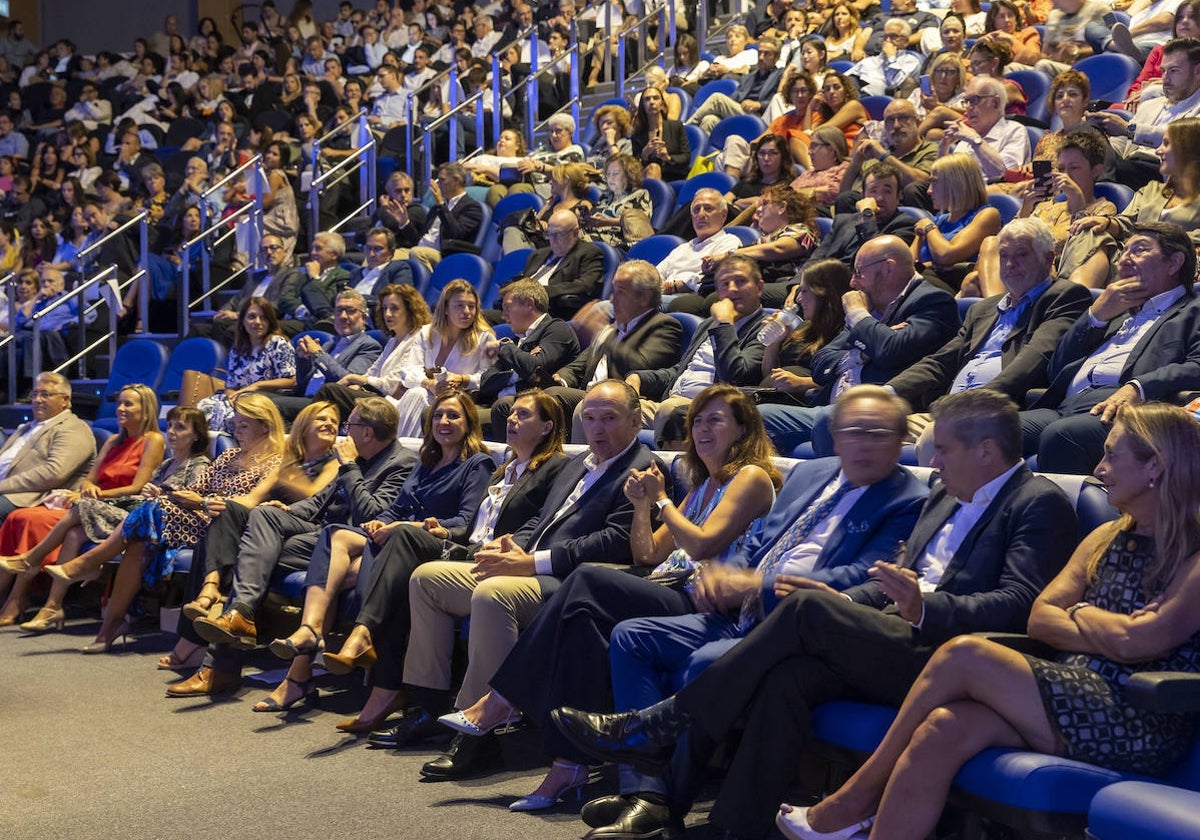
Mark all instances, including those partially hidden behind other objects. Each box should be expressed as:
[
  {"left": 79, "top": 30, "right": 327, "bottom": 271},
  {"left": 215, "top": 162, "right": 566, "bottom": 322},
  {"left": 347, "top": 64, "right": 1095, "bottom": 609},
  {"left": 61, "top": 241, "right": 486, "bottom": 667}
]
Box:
[{"left": 0, "top": 434, "right": 149, "bottom": 567}]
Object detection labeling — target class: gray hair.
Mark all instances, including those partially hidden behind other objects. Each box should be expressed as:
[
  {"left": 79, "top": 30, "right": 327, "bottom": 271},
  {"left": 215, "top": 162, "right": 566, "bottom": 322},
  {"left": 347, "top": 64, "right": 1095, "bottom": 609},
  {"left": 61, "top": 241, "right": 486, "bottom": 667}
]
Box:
[
  {"left": 312, "top": 231, "right": 347, "bottom": 259},
  {"left": 502, "top": 278, "right": 550, "bottom": 312},
  {"left": 335, "top": 288, "right": 368, "bottom": 313},
  {"left": 971, "top": 75, "right": 1006, "bottom": 104},
  {"left": 884, "top": 17, "right": 913, "bottom": 37},
  {"left": 546, "top": 113, "right": 576, "bottom": 135},
  {"left": 998, "top": 217, "right": 1056, "bottom": 266},
  {"left": 831, "top": 385, "right": 910, "bottom": 437},
  {"left": 930, "top": 389, "right": 1022, "bottom": 463},
  {"left": 618, "top": 259, "right": 664, "bottom": 309}
]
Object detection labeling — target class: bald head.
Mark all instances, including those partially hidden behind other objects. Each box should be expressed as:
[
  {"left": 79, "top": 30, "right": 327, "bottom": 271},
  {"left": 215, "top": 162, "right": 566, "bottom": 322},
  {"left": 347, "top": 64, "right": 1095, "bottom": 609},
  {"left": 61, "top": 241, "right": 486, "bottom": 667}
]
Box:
[{"left": 547, "top": 208, "right": 581, "bottom": 258}]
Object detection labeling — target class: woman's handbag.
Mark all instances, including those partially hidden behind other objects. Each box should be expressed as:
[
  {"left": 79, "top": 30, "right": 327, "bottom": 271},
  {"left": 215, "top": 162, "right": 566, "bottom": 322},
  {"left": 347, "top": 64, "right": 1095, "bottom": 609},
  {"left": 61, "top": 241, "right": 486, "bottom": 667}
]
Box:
[{"left": 179, "top": 369, "right": 225, "bottom": 408}]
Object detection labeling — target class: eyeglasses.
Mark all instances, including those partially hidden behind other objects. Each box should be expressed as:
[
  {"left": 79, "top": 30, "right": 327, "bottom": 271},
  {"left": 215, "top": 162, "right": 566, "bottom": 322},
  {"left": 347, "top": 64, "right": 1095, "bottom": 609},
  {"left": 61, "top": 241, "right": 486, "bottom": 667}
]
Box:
[
  {"left": 832, "top": 426, "right": 899, "bottom": 442},
  {"left": 261, "top": 243, "right": 284, "bottom": 252},
  {"left": 547, "top": 227, "right": 577, "bottom": 238},
  {"left": 852, "top": 257, "right": 890, "bottom": 277},
  {"left": 883, "top": 32, "right": 907, "bottom": 41},
  {"left": 333, "top": 305, "right": 363, "bottom": 315},
  {"left": 340, "top": 421, "right": 369, "bottom": 434},
  {"left": 933, "top": 67, "right": 959, "bottom": 76},
  {"left": 30, "top": 389, "right": 67, "bottom": 399},
  {"left": 365, "top": 244, "right": 387, "bottom": 253},
  {"left": 962, "top": 94, "right": 999, "bottom": 106}
]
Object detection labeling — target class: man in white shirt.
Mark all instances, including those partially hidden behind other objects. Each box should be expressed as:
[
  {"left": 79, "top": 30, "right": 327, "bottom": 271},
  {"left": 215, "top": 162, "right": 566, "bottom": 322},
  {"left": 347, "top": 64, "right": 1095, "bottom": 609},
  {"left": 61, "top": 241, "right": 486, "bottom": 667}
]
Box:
[
  {"left": 63, "top": 82, "right": 112, "bottom": 131},
  {"left": 938, "top": 76, "right": 1031, "bottom": 181},
  {"left": 656, "top": 189, "right": 743, "bottom": 298},
  {"left": 368, "top": 63, "right": 409, "bottom": 132}
]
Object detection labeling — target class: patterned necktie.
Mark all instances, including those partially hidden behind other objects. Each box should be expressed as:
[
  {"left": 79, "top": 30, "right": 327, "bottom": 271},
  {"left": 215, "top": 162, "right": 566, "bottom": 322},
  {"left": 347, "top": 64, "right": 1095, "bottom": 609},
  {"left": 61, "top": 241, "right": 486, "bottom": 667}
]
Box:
[{"left": 739, "top": 479, "right": 854, "bottom": 629}]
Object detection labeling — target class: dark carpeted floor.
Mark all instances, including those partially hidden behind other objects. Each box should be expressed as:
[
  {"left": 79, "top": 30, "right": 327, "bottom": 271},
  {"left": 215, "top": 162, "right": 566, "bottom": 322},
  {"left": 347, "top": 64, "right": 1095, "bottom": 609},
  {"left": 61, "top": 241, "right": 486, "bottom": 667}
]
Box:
[{"left": 0, "top": 606, "right": 720, "bottom": 840}]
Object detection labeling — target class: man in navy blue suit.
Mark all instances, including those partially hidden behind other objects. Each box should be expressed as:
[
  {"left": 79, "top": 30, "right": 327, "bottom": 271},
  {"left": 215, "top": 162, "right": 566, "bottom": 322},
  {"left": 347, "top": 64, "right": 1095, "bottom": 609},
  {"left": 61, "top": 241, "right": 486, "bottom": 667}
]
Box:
[
  {"left": 1020, "top": 221, "right": 1200, "bottom": 474},
  {"left": 757, "top": 235, "right": 959, "bottom": 454},
  {"left": 554, "top": 389, "right": 1078, "bottom": 840},
  {"left": 563, "top": 385, "right": 929, "bottom": 840}
]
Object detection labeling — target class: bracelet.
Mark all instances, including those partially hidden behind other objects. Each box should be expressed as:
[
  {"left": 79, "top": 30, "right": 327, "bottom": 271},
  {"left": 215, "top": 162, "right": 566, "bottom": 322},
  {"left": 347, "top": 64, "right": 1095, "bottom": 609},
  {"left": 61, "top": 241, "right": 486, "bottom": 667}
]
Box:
[
  {"left": 1067, "top": 601, "right": 1091, "bottom": 619},
  {"left": 654, "top": 498, "right": 671, "bottom": 512}
]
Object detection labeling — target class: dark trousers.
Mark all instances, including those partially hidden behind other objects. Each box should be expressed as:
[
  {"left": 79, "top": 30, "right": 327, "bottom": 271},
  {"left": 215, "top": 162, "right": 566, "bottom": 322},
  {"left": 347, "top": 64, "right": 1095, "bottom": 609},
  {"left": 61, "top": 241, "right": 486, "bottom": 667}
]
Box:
[
  {"left": 489, "top": 565, "right": 695, "bottom": 763},
  {"left": 671, "top": 590, "right": 936, "bottom": 839},
  {"left": 176, "top": 500, "right": 254, "bottom": 649},
  {"left": 314, "top": 382, "right": 377, "bottom": 423},
  {"left": 228, "top": 505, "right": 320, "bottom": 614},
  {"left": 354, "top": 524, "right": 452, "bottom": 689},
  {"left": 1019, "top": 387, "right": 1116, "bottom": 476}
]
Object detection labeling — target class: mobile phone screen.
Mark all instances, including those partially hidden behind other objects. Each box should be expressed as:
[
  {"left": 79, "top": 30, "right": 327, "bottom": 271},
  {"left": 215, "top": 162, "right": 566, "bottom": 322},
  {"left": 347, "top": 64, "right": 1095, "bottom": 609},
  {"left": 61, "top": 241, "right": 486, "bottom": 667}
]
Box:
[{"left": 920, "top": 75, "right": 932, "bottom": 96}]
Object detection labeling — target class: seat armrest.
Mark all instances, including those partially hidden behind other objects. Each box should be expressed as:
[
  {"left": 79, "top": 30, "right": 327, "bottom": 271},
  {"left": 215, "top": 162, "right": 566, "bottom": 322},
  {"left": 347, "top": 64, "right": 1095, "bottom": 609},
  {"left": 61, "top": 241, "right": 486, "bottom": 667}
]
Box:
[
  {"left": 1125, "top": 672, "right": 1200, "bottom": 713},
  {"left": 973, "top": 632, "right": 1056, "bottom": 658}
]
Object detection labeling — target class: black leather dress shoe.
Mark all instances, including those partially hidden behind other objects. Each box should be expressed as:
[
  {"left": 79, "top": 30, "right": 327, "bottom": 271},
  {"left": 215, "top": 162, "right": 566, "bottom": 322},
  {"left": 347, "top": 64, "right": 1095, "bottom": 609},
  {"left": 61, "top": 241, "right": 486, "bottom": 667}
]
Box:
[
  {"left": 419, "top": 732, "right": 500, "bottom": 780},
  {"left": 367, "top": 706, "right": 445, "bottom": 748},
  {"left": 583, "top": 796, "right": 675, "bottom": 840},
  {"left": 551, "top": 707, "right": 672, "bottom": 773},
  {"left": 582, "top": 794, "right": 637, "bottom": 828}
]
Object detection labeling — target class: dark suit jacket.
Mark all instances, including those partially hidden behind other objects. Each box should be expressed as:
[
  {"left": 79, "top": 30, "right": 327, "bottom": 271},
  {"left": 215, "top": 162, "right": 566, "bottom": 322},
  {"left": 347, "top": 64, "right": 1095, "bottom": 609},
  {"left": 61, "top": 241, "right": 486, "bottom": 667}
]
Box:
[
  {"left": 511, "top": 441, "right": 656, "bottom": 578},
  {"left": 810, "top": 279, "right": 959, "bottom": 405},
  {"left": 446, "top": 453, "right": 571, "bottom": 545},
  {"left": 733, "top": 66, "right": 784, "bottom": 104},
  {"left": 636, "top": 309, "right": 768, "bottom": 401},
  {"left": 297, "top": 266, "right": 352, "bottom": 322},
  {"left": 519, "top": 240, "right": 606, "bottom": 319},
  {"left": 809, "top": 210, "right": 919, "bottom": 268},
  {"left": 1035, "top": 291, "right": 1200, "bottom": 409},
  {"left": 476, "top": 315, "right": 580, "bottom": 404},
  {"left": 289, "top": 439, "right": 417, "bottom": 526},
  {"left": 750, "top": 458, "right": 929, "bottom": 614},
  {"left": 420, "top": 191, "right": 485, "bottom": 250},
  {"left": 296, "top": 330, "right": 382, "bottom": 392},
  {"left": 344, "top": 260, "right": 414, "bottom": 305},
  {"left": 631, "top": 118, "right": 691, "bottom": 182},
  {"left": 844, "top": 465, "right": 1077, "bottom": 646},
  {"left": 889, "top": 279, "right": 1093, "bottom": 411},
  {"left": 379, "top": 203, "right": 430, "bottom": 248},
  {"left": 557, "top": 310, "right": 683, "bottom": 389}
]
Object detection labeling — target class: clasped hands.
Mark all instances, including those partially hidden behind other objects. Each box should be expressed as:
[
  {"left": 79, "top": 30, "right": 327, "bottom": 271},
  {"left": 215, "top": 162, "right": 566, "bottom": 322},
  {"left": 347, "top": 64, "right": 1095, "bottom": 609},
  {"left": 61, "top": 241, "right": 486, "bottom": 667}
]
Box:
[
  {"left": 471, "top": 534, "right": 535, "bottom": 580},
  {"left": 623, "top": 462, "right": 667, "bottom": 506}
]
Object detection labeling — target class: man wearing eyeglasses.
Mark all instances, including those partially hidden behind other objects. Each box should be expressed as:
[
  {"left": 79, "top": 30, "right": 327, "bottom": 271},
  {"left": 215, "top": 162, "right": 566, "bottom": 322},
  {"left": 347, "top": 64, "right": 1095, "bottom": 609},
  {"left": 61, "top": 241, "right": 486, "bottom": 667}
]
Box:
[
  {"left": 860, "top": 0, "right": 940, "bottom": 53},
  {"left": 836, "top": 98, "right": 936, "bottom": 212},
  {"left": 0, "top": 372, "right": 94, "bottom": 526},
  {"left": 1019, "top": 220, "right": 1200, "bottom": 474},
  {"left": 758, "top": 235, "right": 958, "bottom": 453},
  {"left": 266, "top": 289, "right": 382, "bottom": 423},
  {"left": 847, "top": 20, "right": 924, "bottom": 96},
  {"left": 551, "top": 389, "right": 1077, "bottom": 840},
  {"left": 502, "top": 208, "right": 606, "bottom": 321},
  {"left": 937, "top": 76, "right": 1031, "bottom": 181},
  {"left": 191, "top": 233, "right": 308, "bottom": 341}
]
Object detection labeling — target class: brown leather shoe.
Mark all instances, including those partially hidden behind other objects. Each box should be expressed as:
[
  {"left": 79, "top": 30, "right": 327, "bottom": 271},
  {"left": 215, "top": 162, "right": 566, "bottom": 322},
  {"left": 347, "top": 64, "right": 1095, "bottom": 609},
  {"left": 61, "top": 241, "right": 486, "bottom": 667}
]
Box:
[
  {"left": 193, "top": 610, "right": 258, "bottom": 649},
  {"left": 166, "top": 667, "right": 241, "bottom": 697}
]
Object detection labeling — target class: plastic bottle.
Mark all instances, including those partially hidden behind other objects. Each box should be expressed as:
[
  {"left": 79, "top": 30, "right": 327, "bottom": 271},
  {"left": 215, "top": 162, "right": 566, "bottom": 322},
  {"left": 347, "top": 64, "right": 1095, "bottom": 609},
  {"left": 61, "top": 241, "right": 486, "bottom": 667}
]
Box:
[{"left": 758, "top": 305, "right": 802, "bottom": 344}]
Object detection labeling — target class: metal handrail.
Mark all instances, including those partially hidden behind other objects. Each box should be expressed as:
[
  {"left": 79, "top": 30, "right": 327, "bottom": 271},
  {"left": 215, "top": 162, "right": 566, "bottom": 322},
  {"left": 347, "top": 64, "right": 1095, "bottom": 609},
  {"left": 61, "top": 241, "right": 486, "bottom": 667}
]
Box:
[
  {"left": 308, "top": 109, "right": 375, "bottom": 250},
  {"left": 76, "top": 211, "right": 150, "bottom": 335},
  {"left": 405, "top": 64, "right": 461, "bottom": 178},
  {"left": 31, "top": 264, "right": 119, "bottom": 380},
  {"left": 202, "top": 154, "right": 264, "bottom": 206},
  {"left": 615, "top": 4, "right": 676, "bottom": 100},
  {"left": 490, "top": 31, "right": 583, "bottom": 151},
  {"left": 179, "top": 199, "right": 262, "bottom": 336},
  {"left": 315, "top": 106, "right": 367, "bottom": 147},
  {"left": 419, "top": 84, "right": 486, "bottom": 191}
]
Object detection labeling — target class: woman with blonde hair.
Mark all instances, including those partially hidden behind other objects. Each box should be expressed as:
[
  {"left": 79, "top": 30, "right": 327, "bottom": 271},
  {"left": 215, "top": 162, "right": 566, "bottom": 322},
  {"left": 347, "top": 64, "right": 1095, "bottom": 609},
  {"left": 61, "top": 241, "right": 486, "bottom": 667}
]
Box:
[
  {"left": 779, "top": 402, "right": 1200, "bottom": 840},
  {"left": 911, "top": 153, "right": 1002, "bottom": 289},
  {"left": 0, "top": 384, "right": 165, "bottom": 631},
  {"left": 502, "top": 162, "right": 594, "bottom": 254},
  {"left": 392, "top": 280, "right": 498, "bottom": 437},
  {"left": 156, "top": 396, "right": 340, "bottom": 670}
]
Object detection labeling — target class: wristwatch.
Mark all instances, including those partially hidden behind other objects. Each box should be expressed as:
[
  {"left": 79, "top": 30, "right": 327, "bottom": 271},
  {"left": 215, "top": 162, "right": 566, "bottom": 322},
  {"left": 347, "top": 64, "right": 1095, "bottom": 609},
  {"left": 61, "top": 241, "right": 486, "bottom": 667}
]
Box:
[{"left": 654, "top": 498, "right": 672, "bottom": 512}]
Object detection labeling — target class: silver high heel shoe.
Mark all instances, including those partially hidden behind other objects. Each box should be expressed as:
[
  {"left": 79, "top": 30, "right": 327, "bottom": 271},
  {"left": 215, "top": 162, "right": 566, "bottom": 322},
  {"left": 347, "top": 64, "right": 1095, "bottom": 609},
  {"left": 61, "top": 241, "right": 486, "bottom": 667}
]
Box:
[
  {"left": 81, "top": 618, "right": 130, "bottom": 654},
  {"left": 509, "top": 761, "right": 590, "bottom": 812}
]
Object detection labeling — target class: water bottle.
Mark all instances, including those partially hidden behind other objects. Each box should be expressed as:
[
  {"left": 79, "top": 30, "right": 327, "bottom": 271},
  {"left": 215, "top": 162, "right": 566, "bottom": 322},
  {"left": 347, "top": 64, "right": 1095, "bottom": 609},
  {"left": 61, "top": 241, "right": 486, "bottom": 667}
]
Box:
[{"left": 758, "top": 305, "right": 802, "bottom": 344}]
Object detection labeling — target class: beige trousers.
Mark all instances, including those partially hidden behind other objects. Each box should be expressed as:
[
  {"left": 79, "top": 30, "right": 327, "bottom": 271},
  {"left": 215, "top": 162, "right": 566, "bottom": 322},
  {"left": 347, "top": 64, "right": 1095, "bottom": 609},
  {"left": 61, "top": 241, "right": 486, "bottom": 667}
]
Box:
[{"left": 403, "top": 560, "right": 555, "bottom": 709}]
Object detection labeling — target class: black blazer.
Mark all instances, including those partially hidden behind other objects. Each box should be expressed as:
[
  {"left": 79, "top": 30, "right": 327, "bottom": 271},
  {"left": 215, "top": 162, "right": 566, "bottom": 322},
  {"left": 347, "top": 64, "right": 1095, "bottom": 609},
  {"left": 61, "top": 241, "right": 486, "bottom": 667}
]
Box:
[
  {"left": 447, "top": 453, "right": 571, "bottom": 545},
  {"left": 289, "top": 439, "right": 417, "bottom": 526},
  {"left": 636, "top": 309, "right": 768, "bottom": 401},
  {"left": 889, "top": 279, "right": 1092, "bottom": 411},
  {"left": 342, "top": 260, "right": 415, "bottom": 306},
  {"left": 476, "top": 315, "right": 580, "bottom": 404},
  {"left": 510, "top": 442, "right": 656, "bottom": 577},
  {"left": 519, "top": 240, "right": 607, "bottom": 319},
  {"left": 844, "top": 466, "right": 1078, "bottom": 646},
  {"left": 558, "top": 310, "right": 683, "bottom": 389},
  {"left": 418, "top": 191, "right": 485, "bottom": 250},
  {"left": 1036, "top": 291, "right": 1200, "bottom": 408}
]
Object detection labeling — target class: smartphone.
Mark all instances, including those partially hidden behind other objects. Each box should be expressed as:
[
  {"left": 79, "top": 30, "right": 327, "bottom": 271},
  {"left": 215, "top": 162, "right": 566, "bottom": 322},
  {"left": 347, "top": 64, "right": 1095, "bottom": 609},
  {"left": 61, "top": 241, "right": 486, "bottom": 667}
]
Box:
[
  {"left": 1032, "top": 159, "right": 1052, "bottom": 195},
  {"left": 919, "top": 75, "right": 932, "bottom": 96}
]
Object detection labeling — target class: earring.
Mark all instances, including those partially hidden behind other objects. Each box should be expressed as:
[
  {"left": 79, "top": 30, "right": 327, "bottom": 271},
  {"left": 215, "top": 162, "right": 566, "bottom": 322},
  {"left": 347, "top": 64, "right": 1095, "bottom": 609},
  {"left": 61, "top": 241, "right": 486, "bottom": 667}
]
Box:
[{"left": 1149, "top": 478, "right": 1156, "bottom": 489}]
